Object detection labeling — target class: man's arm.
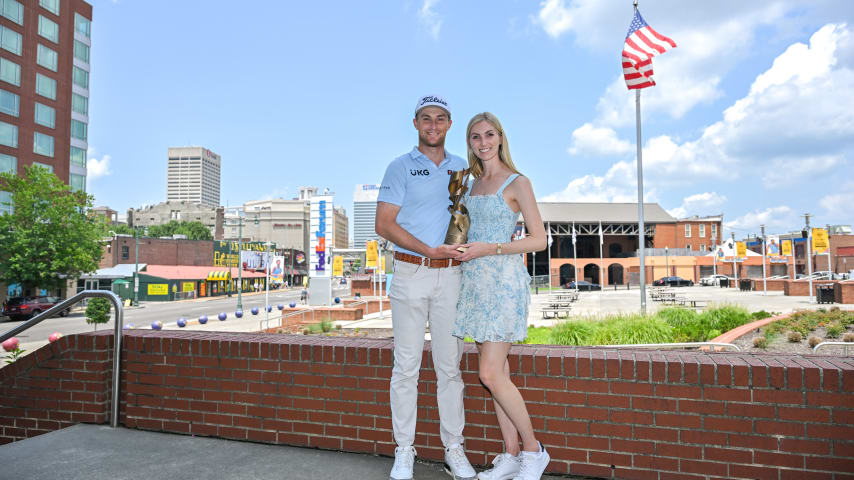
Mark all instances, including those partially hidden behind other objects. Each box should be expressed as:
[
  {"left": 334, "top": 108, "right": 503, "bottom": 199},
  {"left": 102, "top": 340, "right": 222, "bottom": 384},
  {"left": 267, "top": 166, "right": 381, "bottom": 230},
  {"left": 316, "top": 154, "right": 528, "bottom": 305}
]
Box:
[{"left": 375, "top": 202, "right": 460, "bottom": 259}]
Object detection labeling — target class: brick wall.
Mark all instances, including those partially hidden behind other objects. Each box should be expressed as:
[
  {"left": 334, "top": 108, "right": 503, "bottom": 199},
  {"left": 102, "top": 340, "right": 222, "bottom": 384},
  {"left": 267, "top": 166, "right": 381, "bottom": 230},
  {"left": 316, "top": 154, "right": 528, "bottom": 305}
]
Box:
[
  {"left": 0, "top": 332, "right": 113, "bottom": 443},
  {"left": 100, "top": 237, "right": 215, "bottom": 269},
  {"left": 2, "top": 330, "right": 853, "bottom": 479},
  {"left": 835, "top": 283, "right": 854, "bottom": 304},
  {"left": 784, "top": 280, "right": 837, "bottom": 297}
]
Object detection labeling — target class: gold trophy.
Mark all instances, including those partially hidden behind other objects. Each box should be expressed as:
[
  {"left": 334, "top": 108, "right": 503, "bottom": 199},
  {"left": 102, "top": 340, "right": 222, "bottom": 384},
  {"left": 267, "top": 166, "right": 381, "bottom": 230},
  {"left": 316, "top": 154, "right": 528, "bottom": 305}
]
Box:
[{"left": 444, "top": 168, "right": 471, "bottom": 250}]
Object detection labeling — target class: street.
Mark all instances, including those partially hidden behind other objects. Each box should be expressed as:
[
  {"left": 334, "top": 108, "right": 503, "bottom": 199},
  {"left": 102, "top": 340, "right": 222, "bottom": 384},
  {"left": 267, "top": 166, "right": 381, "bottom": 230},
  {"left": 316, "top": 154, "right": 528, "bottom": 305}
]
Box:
[{"left": 1, "top": 285, "right": 351, "bottom": 360}]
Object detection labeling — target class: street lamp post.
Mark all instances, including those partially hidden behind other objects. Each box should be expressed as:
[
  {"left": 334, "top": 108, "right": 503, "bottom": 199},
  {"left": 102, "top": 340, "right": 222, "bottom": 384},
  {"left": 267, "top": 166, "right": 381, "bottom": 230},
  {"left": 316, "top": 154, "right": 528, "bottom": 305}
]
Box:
[
  {"left": 761, "top": 225, "right": 767, "bottom": 295},
  {"left": 665, "top": 246, "right": 669, "bottom": 280},
  {"left": 133, "top": 226, "right": 139, "bottom": 306}
]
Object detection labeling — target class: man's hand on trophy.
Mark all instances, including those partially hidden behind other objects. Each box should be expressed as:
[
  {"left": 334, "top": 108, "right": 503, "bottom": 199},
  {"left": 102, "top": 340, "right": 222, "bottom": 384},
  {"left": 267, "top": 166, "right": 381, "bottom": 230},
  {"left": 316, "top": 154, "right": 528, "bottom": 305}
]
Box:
[
  {"left": 431, "top": 244, "right": 465, "bottom": 259},
  {"left": 455, "top": 242, "right": 494, "bottom": 262}
]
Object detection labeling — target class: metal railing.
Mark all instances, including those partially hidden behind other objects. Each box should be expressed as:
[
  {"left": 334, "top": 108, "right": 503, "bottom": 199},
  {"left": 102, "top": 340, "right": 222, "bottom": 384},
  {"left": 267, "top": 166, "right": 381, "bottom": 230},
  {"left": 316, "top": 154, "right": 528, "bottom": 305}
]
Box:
[
  {"left": 813, "top": 342, "right": 853, "bottom": 355},
  {"left": 0, "top": 290, "right": 123, "bottom": 428},
  {"left": 594, "top": 342, "right": 742, "bottom": 352}
]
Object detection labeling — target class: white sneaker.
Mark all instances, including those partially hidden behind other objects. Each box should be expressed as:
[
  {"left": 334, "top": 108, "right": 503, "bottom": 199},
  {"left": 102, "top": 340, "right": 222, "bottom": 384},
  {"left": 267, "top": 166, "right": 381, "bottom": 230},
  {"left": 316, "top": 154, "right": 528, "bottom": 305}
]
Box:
[
  {"left": 444, "top": 443, "right": 477, "bottom": 480},
  {"left": 477, "top": 452, "right": 521, "bottom": 480},
  {"left": 512, "top": 443, "right": 550, "bottom": 480},
  {"left": 390, "top": 445, "right": 416, "bottom": 480}
]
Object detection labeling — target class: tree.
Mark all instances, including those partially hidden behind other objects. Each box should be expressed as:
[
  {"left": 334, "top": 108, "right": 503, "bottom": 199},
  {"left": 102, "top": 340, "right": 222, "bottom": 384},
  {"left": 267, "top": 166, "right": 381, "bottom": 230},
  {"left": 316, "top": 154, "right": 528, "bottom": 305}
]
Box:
[
  {"left": 0, "top": 165, "right": 104, "bottom": 295},
  {"left": 146, "top": 220, "right": 213, "bottom": 240},
  {"left": 84, "top": 297, "right": 111, "bottom": 331}
]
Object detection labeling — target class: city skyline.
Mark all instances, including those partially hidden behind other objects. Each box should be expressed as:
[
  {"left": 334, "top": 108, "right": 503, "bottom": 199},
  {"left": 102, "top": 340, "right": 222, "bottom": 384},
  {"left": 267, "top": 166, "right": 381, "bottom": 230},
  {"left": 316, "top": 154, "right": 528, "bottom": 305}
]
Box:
[{"left": 82, "top": 1, "right": 853, "bottom": 238}]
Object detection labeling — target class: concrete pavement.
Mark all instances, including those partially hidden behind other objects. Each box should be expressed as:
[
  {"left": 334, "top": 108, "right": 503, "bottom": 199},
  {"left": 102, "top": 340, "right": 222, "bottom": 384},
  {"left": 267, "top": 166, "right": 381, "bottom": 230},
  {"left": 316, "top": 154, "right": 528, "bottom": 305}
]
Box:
[{"left": 0, "top": 424, "right": 570, "bottom": 480}]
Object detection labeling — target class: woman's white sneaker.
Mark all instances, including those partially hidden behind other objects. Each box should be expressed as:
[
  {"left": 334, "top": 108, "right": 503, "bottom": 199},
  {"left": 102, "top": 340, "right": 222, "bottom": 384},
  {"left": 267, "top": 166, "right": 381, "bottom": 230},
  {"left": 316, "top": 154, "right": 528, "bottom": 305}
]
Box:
[
  {"left": 390, "top": 445, "right": 416, "bottom": 480},
  {"left": 444, "top": 443, "right": 477, "bottom": 480},
  {"left": 477, "top": 452, "right": 521, "bottom": 480},
  {"left": 512, "top": 443, "right": 549, "bottom": 480}
]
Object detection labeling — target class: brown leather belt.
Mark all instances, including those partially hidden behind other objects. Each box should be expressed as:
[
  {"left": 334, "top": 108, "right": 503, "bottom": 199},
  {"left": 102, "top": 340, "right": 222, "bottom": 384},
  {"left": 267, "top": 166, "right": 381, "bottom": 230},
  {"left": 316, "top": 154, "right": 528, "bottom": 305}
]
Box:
[{"left": 394, "top": 252, "right": 461, "bottom": 268}]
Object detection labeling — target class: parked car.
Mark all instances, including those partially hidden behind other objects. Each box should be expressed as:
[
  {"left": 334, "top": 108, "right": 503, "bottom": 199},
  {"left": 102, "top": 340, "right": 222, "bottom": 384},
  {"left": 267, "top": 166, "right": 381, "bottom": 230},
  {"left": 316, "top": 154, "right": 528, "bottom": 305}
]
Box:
[
  {"left": 564, "top": 280, "right": 601, "bottom": 291},
  {"left": 653, "top": 276, "right": 694, "bottom": 287},
  {"left": 1, "top": 296, "right": 69, "bottom": 321},
  {"left": 699, "top": 274, "right": 732, "bottom": 286}
]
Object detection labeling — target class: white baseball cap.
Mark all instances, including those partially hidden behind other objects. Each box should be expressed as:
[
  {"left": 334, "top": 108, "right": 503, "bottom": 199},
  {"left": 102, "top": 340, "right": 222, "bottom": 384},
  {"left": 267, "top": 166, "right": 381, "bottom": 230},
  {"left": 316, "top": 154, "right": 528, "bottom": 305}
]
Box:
[{"left": 415, "top": 95, "right": 450, "bottom": 117}]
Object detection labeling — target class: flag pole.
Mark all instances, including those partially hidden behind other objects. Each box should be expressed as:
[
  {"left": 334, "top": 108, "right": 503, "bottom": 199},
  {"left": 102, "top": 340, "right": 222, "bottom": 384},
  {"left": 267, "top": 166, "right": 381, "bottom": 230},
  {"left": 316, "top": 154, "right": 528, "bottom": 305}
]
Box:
[{"left": 634, "top": 0, "right": 647, "bottom": 314}]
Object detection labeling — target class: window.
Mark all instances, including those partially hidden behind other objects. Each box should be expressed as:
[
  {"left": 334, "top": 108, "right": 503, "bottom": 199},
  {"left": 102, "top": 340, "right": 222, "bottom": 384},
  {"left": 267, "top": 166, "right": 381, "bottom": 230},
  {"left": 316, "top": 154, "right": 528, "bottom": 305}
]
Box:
[
  {"left": 35, "top": 73, "right": 56, "bottom": 100},
  {"left": 72, "top": 93, "right": 88, "bottom": 115},
  {"left": 0, "top": 152, "right": 14, "bottom": 173},
  {"left": 39, "top": 0, "right": 59, "bottom": 16},
  {"left": 70, "top": 145, "right": 86, "bottom": 167},
  {"left": 72, "top": 66, "right": 88, "bottom": 89},
  {"left": 0, "top": 89, "right": 18, "bottom": 117},
  {"left": 74, "top": 13, "right": 90, "bottom": 38},
  {"left": 73, "top": 40, "right": 89, "bottom": 63},
  {"left": 0, "top": 26, "right": 22, "bottom": 56},
  {"left": 0, "top": 120, "right": 16, "bottom": 147},
  {"left": 712, "top": 224, "right": 718, "bottom": 239},
  {"left": 37, "top": 44, "right": 58, "bottom": 72},
  {"left": 71, "top": 119, "right": 87, "bottom": 141},
  {"left": 32, "top": 161, "right": 53, "bottom": 172},
  {"left": 34, "top": 102, "right": 55, "bottom": 128},
  {"left": 685, "top": 224, "right": 691, "bottom": 238},
  {"left": 33, "top": 132, "right": 54, "bottom": 157},
  {"left": 121, "top": 245, "right": 129, "bottom": 260},
  {"left": 0, "top": 58, "right": 19, "bottom": 86},
  {"left": 700, "top": 244, "right": 706, "bottom": 252},
  {"left": 686, "top": 244, "right": 691, "bottom": 251},
  {"left": 0, "top": 191, "right": 11, "bottom": 215},
  {"left": 1, "top": 0, "right": 22, "bottom": 25},
  {"left": 38, "top": 15, "right": 59, "bottom": 43},
  {"left": 70, "top": 173, "right": 85, "bottom": 192}
]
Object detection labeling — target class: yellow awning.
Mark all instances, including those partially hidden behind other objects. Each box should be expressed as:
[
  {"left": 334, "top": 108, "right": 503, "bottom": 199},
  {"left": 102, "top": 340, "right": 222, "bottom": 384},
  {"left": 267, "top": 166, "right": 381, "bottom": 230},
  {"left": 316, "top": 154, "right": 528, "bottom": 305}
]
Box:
[{"left": 207, "top": 270, "right": 230, "bottom": 281}]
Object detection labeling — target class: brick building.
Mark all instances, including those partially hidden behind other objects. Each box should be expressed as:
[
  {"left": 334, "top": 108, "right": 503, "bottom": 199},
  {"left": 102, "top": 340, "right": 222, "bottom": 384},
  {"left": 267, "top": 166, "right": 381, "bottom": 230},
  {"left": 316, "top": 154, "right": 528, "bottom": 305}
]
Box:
[{"left": 100, "top": 235, "right": 214, "bottom": 269}]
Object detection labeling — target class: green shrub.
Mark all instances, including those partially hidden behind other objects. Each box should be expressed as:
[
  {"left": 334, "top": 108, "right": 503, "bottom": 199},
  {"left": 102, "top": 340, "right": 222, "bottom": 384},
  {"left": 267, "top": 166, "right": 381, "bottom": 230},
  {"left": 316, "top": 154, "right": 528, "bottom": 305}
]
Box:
[
  {"left": 550, "top": 320, "right": 595, "bottom": 346},
  {"left": 702, "top": 304, "right": 751, "bottom": 335},
  {"left": 787, "top": 331, "right": 803, "bottom": 343},
  {"left": 707, "top": 329, "right": 722, "bottom": 340},
  {"left": 524, "top": 326, "right": 553, "bottom": 345},
  {"left": 753, "top": 337, "right": 768, "bottom": 349},
  {"left": 85, "top": 298, "right": 111, "bottom": 331},
  {"left": 826, "top": 324, "right": 844, "bottom": 338},
  {"left": 657, "top": 307, "right": 706, "bottom": 342},
  {"left": 751, "top": 310, "right": 773, "bottom": 320}
]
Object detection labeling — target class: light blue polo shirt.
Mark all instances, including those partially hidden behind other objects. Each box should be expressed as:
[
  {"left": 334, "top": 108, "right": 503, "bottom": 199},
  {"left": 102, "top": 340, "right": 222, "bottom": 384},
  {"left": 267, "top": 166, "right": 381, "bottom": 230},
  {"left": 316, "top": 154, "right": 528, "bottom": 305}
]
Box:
[{"left": 378, "top": 147, "right": 468, "bottom": 256}]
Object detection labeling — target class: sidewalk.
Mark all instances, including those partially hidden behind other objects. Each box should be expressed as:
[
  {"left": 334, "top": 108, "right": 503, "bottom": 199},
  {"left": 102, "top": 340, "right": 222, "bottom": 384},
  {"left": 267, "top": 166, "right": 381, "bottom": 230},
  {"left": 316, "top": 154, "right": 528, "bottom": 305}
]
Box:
[{"left": 0, "top": 424, "right": 570, "bottom": 480}]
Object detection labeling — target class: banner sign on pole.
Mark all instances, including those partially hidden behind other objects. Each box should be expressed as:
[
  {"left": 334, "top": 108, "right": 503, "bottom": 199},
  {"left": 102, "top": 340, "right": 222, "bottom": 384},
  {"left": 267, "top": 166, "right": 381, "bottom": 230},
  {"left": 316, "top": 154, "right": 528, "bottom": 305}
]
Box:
[
  {"left": 736, "top": 241, "right": 747, "bottom": 258},
  {"left": 332, "top": 256, "right": 343, "bottom": 277},
  {"left": 781, "top": 239, "right": 793, "bottom": 256},
  {"left": 366, "top": 240, "right": 378, "bottom": 268},
  {"left": 812, "top": 228, "right": 829, "bottom": 254}
]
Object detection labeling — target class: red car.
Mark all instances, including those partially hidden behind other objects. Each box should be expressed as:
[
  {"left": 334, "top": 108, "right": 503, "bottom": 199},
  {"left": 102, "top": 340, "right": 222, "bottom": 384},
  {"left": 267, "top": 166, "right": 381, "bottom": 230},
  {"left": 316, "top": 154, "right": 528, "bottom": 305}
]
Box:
[{"left": 2, "top": 296, "right": 70, "bottom": 321}]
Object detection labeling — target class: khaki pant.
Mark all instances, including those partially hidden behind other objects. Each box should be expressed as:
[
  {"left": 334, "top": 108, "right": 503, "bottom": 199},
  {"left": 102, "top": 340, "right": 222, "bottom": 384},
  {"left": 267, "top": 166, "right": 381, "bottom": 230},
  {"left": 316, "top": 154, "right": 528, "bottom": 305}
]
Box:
[{"left": 389, "top": 259, "right": 465, "bottom": 448}]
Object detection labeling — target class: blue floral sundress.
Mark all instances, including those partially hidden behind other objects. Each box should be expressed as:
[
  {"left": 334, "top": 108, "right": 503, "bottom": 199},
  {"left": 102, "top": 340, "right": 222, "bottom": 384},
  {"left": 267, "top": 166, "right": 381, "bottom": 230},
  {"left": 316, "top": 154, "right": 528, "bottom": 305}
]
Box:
[{"left": 452, "top": 174, "right": 531, "bottom": 343}]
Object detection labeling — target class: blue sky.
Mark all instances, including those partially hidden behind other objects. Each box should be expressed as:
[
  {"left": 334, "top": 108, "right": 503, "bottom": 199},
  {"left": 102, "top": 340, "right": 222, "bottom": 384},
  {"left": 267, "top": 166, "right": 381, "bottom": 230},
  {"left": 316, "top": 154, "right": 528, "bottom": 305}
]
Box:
[{"left": 85, "top": 0, "right": 854, "bottom": 239}]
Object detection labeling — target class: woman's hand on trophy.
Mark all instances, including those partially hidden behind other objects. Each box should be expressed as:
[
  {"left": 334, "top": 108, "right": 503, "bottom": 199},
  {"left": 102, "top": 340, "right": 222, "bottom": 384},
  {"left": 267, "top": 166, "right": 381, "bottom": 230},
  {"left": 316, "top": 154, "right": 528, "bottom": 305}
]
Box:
[{"left": 456, "top": 242, "right": 494, "bottom": 261}]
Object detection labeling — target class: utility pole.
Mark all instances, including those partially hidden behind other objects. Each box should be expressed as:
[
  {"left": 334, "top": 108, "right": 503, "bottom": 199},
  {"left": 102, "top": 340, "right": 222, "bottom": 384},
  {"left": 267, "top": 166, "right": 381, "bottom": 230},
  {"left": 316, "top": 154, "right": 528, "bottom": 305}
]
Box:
[
  {"left": 133, "top": 226, "right": 140, "bottom": 306},
  {"left": 825, "top": 224, "right": 833, "bottom": 277},
  {"left": 804, "top": 213, "right": 814, "bottom": 303},
  {"left": 731, "top": 232, "right": 738, "bottom": 285},
  {"left": 237, "top": 216, "right": 244, "bottom": 311},
  {"left": 761, "top": 225, "right": 767, "bottom": 295}
]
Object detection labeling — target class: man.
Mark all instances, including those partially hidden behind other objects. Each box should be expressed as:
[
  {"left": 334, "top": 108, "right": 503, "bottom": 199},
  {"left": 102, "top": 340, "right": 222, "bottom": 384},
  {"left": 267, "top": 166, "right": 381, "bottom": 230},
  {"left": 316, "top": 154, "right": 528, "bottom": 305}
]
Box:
[{"left": 376, "top": 95, "right": 475, "bottom": 480}]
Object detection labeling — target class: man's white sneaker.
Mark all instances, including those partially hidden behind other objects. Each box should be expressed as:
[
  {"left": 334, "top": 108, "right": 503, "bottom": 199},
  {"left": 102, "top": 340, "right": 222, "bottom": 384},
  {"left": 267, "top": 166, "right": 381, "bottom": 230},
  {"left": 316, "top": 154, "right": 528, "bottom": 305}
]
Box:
[
  {"left": 390, "top": 445, "right": 416, "bottom": 480},
  {"left": 512, "top": 443, "right": 550, "bottom": 480},
  {"left": 477, "top": 452, "right": 521, "bottom": 480},
  {"left": 444, "top": 443, "right": 477, "bottom": 480}
]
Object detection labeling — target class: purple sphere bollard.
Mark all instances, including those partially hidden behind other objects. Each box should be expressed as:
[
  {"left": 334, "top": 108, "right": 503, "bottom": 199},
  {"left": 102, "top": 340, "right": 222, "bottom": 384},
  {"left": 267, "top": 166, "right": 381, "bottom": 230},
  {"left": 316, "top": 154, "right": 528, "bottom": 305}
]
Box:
[
  {"left": 334, "top": 297, "right": 341, "bottom": 304},
  {"left": 251, "top": 307, "right": 259, "bottom": 315},
  {"left": 198, "top": 315, "right": 208, "bottom": 324},
  {"left": 218, "top": 312, "right": 227, "bottom": 321},
  {"left": 177, "top": 317, "right": 187, "bottom": 328},
  {"left": 151, "top": 321, "right": 163, "bottom": 330},
  {"left": 277, "top": 304, "right": 284, "bottom": 310},
  {"left": 289, "top": 301, "right": 296, "bottom": 308},
  {"left": 235, "top": 310, "right": 243, "bottom": 318}
]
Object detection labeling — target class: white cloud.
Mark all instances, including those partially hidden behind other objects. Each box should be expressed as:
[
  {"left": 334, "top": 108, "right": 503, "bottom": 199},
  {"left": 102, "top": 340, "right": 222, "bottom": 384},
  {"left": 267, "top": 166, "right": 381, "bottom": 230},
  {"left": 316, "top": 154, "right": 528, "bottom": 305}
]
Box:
[
  {"left": 667, "top": 192, "right": 727, "bottom": 218},
  {"left": 534, "top": 0, "right": 572, "bottom": 39},
  {"left": 820, "top": 185, "right": 854, "bottom": 217},
  {"left": 418, "top": 0, "right": 442, "bottom": 40},
  {"left": 86, "top": 155, "right": 111, "bottom": 188},
  {"left": 567, "top": 123, "right": 632, "bottom": 156},
  {"left": 541, "top": 160, "right": 658, "bottom": 203},
  {"left": 724, "top": 206, "right": 797, "bottom": 236}
]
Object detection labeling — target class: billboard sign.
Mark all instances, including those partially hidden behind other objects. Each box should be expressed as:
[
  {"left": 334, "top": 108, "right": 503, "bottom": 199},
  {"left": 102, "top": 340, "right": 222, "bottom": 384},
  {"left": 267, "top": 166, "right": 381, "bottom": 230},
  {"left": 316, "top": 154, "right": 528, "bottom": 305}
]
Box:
[
  {"left": 214, "top": 240, "right": 267, "bottom": 267},
  {"left": 310, "top": 195, "right": 334, "bottom": 277}
]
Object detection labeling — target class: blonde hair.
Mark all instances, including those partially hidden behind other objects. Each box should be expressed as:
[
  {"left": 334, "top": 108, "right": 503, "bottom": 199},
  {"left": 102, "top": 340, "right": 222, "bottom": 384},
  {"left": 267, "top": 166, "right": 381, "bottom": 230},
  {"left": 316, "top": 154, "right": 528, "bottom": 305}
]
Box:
[{"left": 465, "top": 112, "right": 520, "bottom": 178}]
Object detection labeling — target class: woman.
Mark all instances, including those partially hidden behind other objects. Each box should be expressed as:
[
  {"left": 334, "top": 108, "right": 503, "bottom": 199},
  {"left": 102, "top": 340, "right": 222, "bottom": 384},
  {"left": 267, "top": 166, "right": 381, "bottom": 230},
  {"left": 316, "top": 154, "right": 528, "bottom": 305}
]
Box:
[{"left": 452, "top": 112, "right": 549, "bottom": 480}]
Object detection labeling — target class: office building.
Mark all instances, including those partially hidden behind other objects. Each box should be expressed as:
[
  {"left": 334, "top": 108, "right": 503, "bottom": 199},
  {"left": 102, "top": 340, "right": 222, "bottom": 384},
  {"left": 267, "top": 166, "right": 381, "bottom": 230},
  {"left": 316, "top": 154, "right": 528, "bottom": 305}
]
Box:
[
  {"left": 353, "top": 184, "right": 380, "bottom": 249},
  {"left": 0, "top": 0, "right": 93, "bottom": 214},
  {"left": 333, "top": 205, "right": 348, "bottom": 249},
  {"left": 166, "top": 146, "right": 221, "bottom": 207},
  {"left": 233, "top": 198, "right": 310, "bottom": 252},
  {"left": 128, "top": 201, "right": 224, "bottom": 239}
]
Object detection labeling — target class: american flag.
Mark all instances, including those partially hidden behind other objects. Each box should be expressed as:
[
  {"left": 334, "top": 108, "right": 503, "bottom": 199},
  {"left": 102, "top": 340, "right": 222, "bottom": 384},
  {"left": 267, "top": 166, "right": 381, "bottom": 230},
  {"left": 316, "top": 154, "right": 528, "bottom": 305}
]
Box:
[{"left": 623, "top": 10, "right": 676, "bottom": 90}]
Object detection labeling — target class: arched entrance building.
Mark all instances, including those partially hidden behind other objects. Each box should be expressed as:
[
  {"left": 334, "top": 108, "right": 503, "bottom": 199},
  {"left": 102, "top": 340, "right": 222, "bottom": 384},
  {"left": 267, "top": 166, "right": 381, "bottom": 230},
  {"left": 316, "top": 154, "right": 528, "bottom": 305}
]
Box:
[{"left": 523, "top": 203, "right": 723, "bottom": 286}]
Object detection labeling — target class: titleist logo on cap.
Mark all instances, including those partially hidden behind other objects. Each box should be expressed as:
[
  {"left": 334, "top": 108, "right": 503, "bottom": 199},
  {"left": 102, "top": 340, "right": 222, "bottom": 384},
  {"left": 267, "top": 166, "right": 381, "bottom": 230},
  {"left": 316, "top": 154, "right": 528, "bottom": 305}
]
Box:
[{"left": 420, "top": 96, "right": 447, "bottom": 107}]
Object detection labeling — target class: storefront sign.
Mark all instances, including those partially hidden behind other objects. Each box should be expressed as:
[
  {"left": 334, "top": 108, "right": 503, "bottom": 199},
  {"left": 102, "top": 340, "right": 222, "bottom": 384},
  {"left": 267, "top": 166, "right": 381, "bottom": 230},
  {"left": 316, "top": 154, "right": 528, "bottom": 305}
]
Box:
[
  {"left": 182, "top": 282, "right": 195, "bottom": 292},
  {"left": 812, "top": 228, "right": 829, "bottom": 253},
  {"left": 148, "top": 284, "right": 168, "bottom": 295}
]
